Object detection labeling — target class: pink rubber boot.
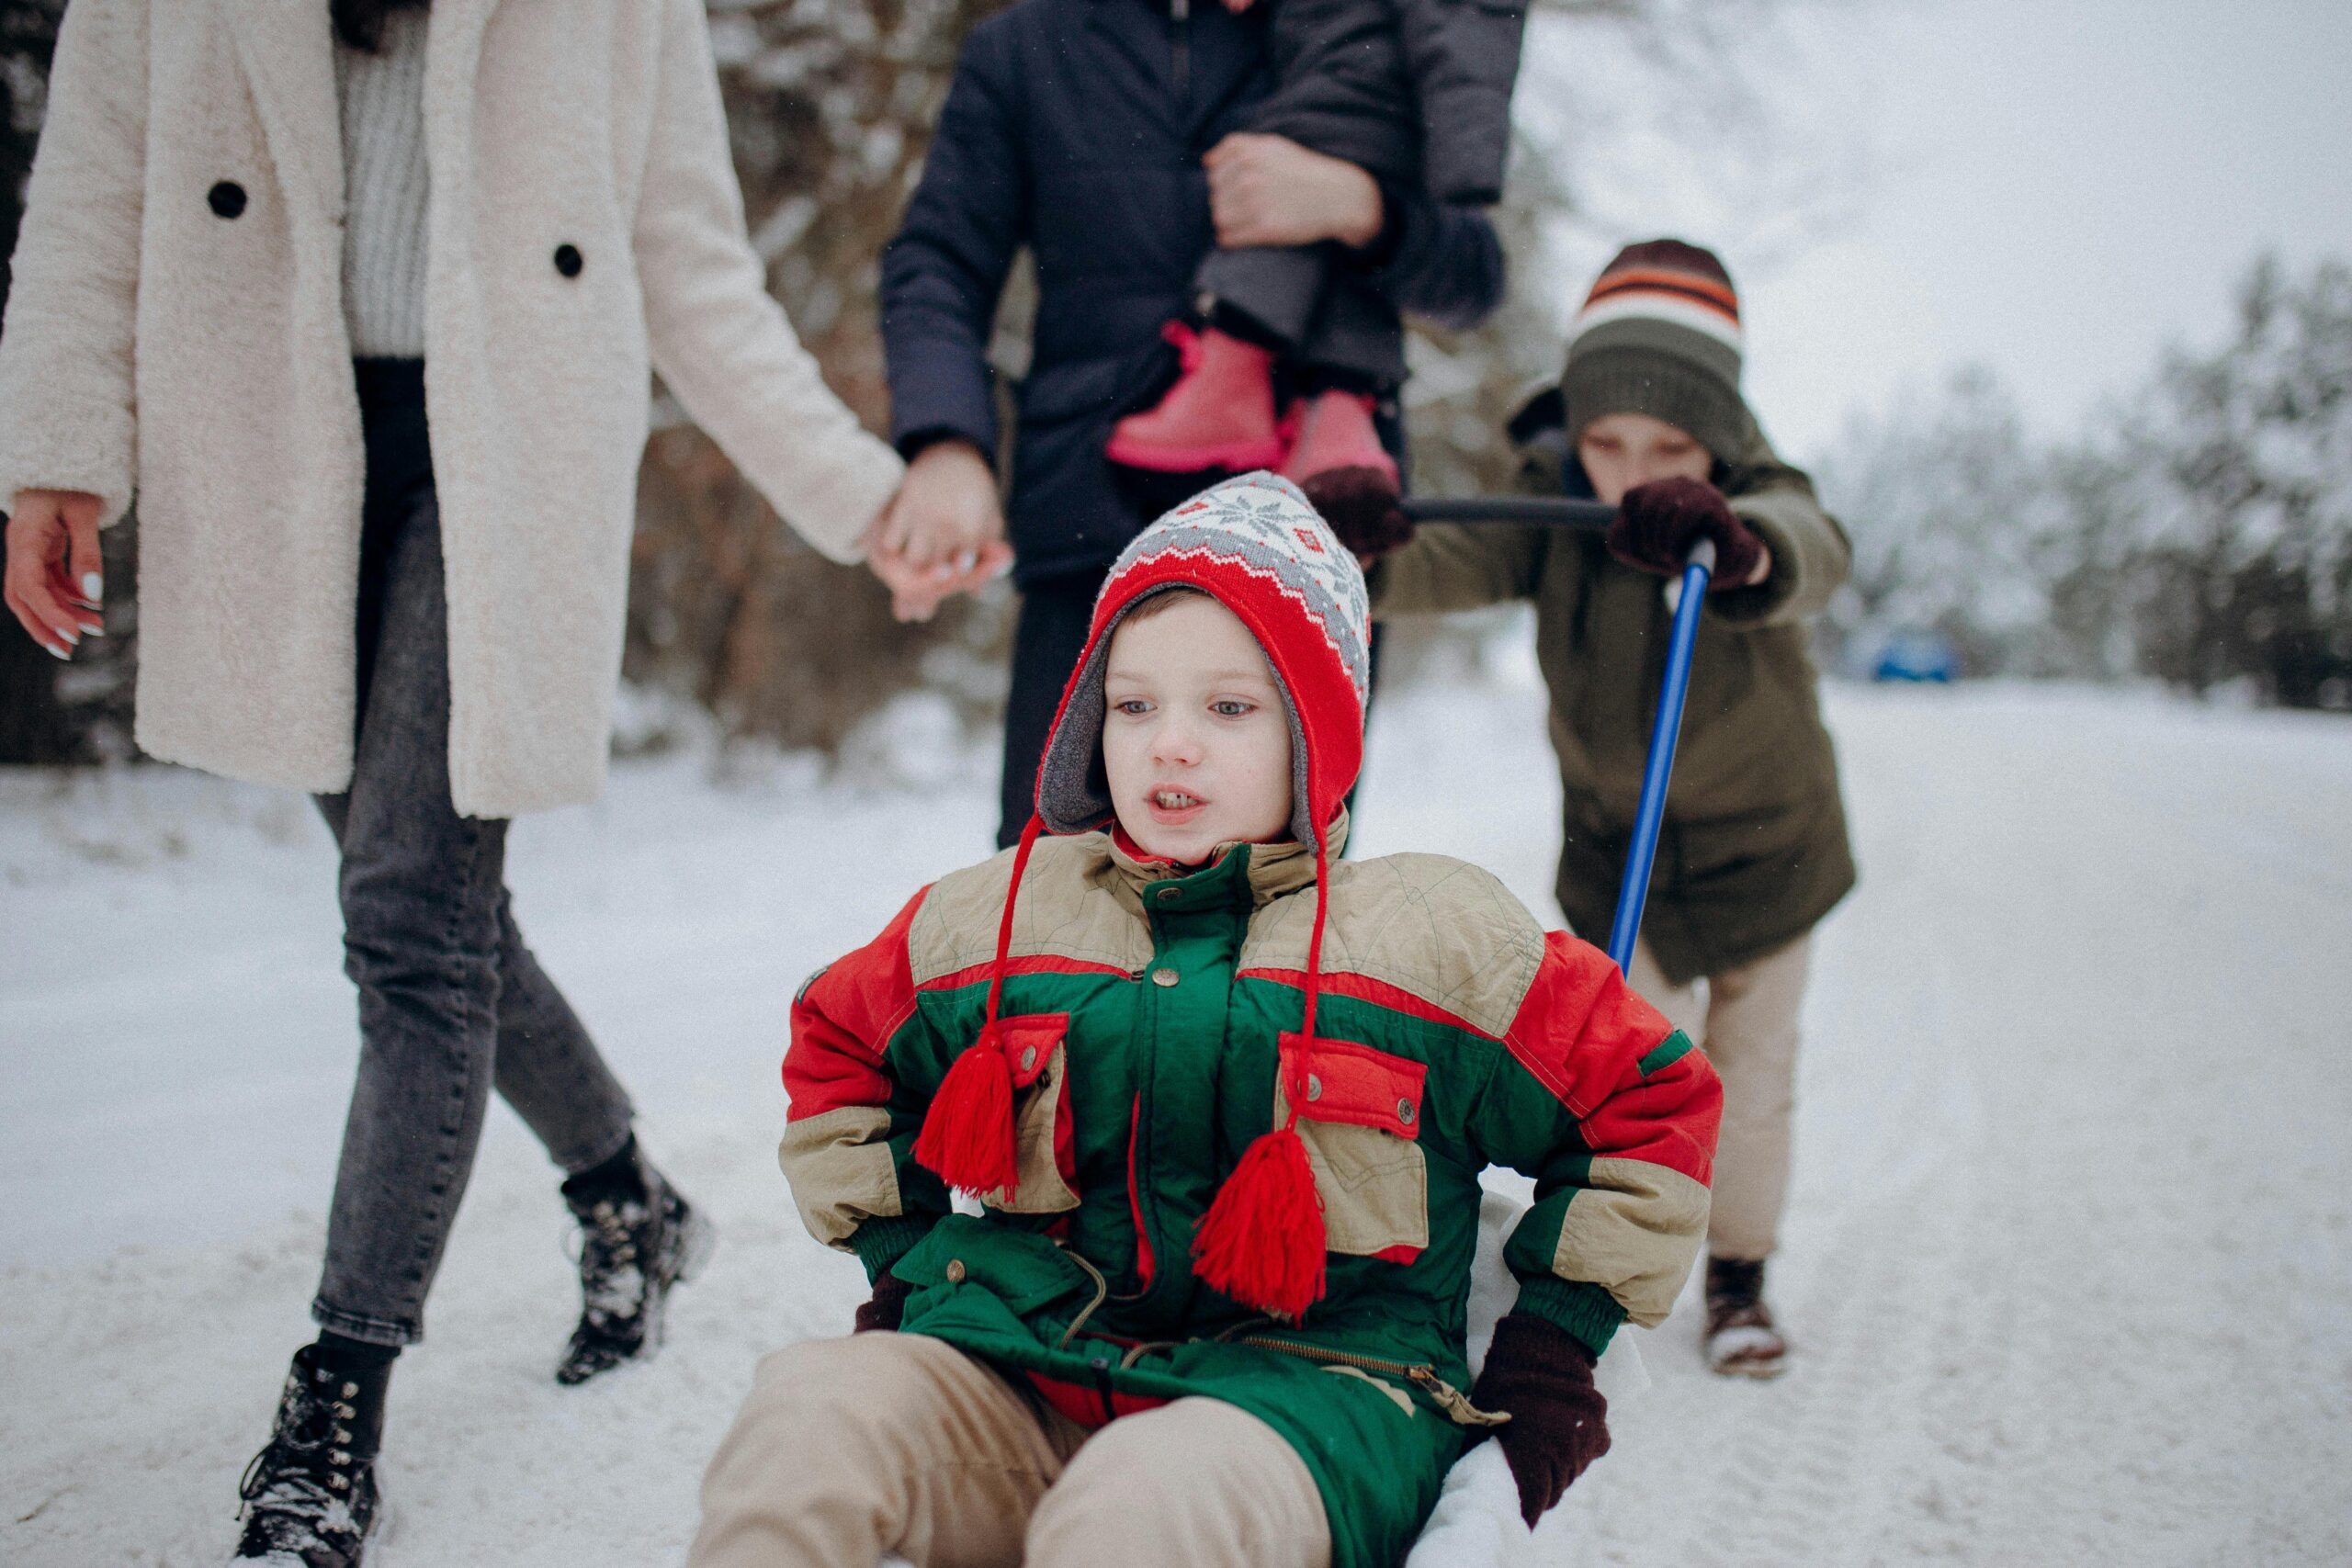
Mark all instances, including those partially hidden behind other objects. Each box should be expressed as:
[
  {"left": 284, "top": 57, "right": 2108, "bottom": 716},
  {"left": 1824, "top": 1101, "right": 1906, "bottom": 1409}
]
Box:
[
  {"left": 1106, "top": 324, "right": 1286, "bottom": 474},
  {"left": 1277, "top": 388, "right": 1398, "bottom": 488},
  {"left": 1281, "top": 389, "right": 1407, "bottom": 553}
]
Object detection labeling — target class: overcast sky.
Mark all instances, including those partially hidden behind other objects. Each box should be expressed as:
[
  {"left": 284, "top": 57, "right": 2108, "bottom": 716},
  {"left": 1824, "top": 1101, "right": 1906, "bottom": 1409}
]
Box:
[{"left": 1525, "top": 0, "right": 2352, "bottom": 461}]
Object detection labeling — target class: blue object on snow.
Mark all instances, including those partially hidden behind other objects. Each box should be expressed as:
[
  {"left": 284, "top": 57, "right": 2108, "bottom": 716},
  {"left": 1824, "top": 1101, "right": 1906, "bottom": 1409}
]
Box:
[{"left": 1872, "top": 628, "right": 1960, "bottom": 683}]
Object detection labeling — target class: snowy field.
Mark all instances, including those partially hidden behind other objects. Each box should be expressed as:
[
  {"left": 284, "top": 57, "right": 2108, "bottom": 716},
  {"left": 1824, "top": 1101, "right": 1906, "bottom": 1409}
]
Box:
[{"left": 5, "top": 667, "right": 2351, "bottom": 1566}]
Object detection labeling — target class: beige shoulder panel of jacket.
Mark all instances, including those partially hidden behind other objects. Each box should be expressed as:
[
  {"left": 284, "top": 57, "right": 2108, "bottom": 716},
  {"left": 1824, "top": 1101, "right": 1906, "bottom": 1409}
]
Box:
[
  {"left": 906, "top": 833, "right": 1159, "bottom": 986},
  {"left": 1238, "top": 852, "right": 1549, "bottom": 1040},
  {"left": 1714, "top": 418, "right": 1851, "bottom": 629}
]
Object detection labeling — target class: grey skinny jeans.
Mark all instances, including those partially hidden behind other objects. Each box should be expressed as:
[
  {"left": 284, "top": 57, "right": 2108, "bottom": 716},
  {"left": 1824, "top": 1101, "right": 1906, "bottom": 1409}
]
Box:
[{"left": 308, "top": 359, "right": 635, "bottom": 1348}]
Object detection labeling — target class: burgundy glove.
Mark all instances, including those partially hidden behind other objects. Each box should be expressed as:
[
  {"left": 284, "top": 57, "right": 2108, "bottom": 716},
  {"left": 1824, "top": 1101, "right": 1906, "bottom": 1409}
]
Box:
[
  {"left": 854, "top": 1271, "right": 912, "bottom": 1333},
  {"left": 1301, "top": 467, "right": 1414, "bottom": 562},
  {"left": 1467, "top": 1313, "right": 1611, "bottom": 1527},
  {"left": 1606, "top": 476, "right": 1766, "bottom": 589}
]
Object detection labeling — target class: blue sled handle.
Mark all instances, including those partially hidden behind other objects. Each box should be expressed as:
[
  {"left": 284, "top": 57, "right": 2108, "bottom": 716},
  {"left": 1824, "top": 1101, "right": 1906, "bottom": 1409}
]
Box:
[{"left": 1605, "top": 538, "right": 1715, "bottom": 975}]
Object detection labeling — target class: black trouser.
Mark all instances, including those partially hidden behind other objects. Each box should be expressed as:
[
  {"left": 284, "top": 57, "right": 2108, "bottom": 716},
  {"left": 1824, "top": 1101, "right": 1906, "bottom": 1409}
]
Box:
[
  {"left": 308, "top": 359, "right": 636, "bottom": 1347},
  {"left": 998, "top": 566, "right": 1110, "bottom": 848}
]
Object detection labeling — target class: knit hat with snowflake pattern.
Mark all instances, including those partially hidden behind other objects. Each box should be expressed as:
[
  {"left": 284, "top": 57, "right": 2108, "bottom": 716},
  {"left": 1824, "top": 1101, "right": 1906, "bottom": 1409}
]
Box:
[{"left": 911, "top": 472, "right": 1370, "bottom": 1323}]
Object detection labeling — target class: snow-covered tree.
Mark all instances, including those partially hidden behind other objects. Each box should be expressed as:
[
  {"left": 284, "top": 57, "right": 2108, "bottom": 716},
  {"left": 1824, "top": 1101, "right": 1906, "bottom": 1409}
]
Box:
[{"left": 2110, "top": 255, "right": 2352, "bottom": 706}]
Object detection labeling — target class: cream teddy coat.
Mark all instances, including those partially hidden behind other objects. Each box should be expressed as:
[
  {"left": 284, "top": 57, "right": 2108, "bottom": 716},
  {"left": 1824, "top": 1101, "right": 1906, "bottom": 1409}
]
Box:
[{"left": 0, "top": 0, "right": 904, "bottom": 816}]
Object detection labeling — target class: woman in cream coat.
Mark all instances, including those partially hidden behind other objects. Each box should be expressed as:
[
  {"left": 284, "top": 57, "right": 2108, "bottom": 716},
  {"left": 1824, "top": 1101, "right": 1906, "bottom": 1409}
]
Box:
[{"left": 0, "top": 2, "right": 922, "bottom": 1562}]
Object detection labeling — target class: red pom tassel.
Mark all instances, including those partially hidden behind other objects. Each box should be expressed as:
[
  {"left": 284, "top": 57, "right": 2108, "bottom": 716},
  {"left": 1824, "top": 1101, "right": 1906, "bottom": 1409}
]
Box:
[
  {"left": 914, "top": 1040, "right": 1020, "bottom": 1198},
  {"left": 1192, "top": 1127, "right": 1327, "bottom": 1321}
]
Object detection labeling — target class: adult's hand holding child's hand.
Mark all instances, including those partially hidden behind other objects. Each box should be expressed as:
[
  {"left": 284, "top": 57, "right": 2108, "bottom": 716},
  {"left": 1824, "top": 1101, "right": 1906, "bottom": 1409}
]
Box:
[
  {"left": 866, "top": 440, "right": 1011, "bottom": 622},
  {"left": 1606, "top": 476, "right": 1770, "bottom": 589},
  {"left": 4, "top": 488, "right": 105, "bottom": 659},
  {"left": 1467, "top": 1314, "right": 1612, "bottom": 1527}
]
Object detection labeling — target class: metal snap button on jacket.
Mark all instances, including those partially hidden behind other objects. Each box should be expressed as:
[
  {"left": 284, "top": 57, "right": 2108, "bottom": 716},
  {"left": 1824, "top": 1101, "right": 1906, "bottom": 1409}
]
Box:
[
  {"left": 208, "top": 181, "right": 246, "bottom": 219},
  {"left": 944, "top": 1258, "right": 967, "bottom": 1283},
  {"left": 1150, "top": 967, "right": 1179, "bottom": 987},
  {"left": 553, "top": 243, "right": 583, "bottom": 277}
]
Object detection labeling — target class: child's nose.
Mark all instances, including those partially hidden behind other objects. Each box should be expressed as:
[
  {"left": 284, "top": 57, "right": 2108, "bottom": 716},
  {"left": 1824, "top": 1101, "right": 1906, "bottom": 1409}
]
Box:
[{"left": 1152, "top": 720, "right": 1203, "bottom": 766}]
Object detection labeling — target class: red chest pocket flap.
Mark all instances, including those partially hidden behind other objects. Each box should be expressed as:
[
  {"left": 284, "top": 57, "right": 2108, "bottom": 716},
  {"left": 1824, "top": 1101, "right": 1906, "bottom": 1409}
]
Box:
[
  {"left": 990, "top": 1014, "right": 1069, "bottom": 1089},
  {"left": 1278, "top": 1034, "right": 1426, "bottom": 1141}
]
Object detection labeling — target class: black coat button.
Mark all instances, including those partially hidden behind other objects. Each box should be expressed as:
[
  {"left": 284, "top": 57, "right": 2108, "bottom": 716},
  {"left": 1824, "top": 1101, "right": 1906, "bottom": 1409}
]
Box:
[
  {"left": 208, "top": 182, "right": 247, "bottom": 220},
  {"left": 553, "top": 243, "right": 582, "bottom": 278}
]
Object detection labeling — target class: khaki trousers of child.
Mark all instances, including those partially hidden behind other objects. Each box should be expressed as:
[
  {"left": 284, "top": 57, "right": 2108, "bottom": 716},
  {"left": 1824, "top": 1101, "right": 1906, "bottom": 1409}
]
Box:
[
  {"left": 685, "top": 1332, "right": 1333, "bottom": 1568},
  {"left": 1628, "top": 934, "right": 1813, "bottom": 1262}
]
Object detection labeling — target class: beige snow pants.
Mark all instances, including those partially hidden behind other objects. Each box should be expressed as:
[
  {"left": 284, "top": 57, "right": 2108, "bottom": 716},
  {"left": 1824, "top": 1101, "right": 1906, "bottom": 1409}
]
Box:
[
  {"left": 685, "top": 1332, "right": 1332, "bottom": 1568},
  {"left": 1630, "top": 933, "right": 1813, "bottom": 1262}
]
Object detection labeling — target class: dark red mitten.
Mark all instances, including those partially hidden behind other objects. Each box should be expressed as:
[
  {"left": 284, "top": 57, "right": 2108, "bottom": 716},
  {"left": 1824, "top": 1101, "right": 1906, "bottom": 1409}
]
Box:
[
  {"left": 1468, "top": 1313, "right": 1612, "bottom": 1527},
  {"left": 1300, "top": 467, "right": 1415, "bottom": 562},
  {"left": 854, "top": 1271, "right": 912, "bottom": 1334},
  {"left": 1606, "top": 476, "right": 1765, "bottom": 589}
]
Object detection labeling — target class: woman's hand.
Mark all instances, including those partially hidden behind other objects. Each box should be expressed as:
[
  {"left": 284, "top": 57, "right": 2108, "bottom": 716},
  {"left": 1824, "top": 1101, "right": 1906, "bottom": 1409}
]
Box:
[
  {"left": 865, "top": 443, "right": 1012, "bottom": 623},
  {"left": 1204, "top": 133, "right": 1385, "bottom": 251},
  {"left": 4, "top": 489, "right": 105, "bottom": 659}
]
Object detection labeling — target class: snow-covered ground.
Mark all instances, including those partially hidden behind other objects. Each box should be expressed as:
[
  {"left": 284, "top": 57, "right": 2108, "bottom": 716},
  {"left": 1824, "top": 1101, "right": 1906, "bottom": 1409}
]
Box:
[{"left": 5, "top": 670, "right": 2350, "bottom": 1566}]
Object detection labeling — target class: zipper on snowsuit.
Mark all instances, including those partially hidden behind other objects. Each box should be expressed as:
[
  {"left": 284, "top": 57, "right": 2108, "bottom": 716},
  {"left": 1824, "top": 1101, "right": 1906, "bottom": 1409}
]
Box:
[{"left": 1238, "top": 1336, "right": 1513, "bottom": 1428}]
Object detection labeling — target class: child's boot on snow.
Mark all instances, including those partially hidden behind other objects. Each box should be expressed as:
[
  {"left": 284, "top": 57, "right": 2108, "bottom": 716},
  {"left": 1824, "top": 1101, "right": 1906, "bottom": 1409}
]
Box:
[
  {"left": 556, "top": 1142, "right": 715, "bottom": 1385},
  {"left": 236, "top": 1342, "right": 390, "bottom": 1567},
  {"left": 1105, "top": 324, "right": 1284, "bottom": 473},
  {"left": 1282, "top": 389, "right": 1408, "bottom": 558},
  {"left": 1703, "top": 1256, "right": 1788, "bottom": 1378}
]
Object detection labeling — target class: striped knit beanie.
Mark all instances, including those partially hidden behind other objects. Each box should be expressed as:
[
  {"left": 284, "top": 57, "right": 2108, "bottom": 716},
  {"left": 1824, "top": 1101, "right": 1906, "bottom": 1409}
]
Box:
[
  {"left": 1035, "top": 470, "right": 1371, "bottom": 853},
  {"left": 914, "top": 473, "right": 1369, "bottom": 1324},
  {"left": 1562, "top": 238, "right": 1747, "bottom": 465}
]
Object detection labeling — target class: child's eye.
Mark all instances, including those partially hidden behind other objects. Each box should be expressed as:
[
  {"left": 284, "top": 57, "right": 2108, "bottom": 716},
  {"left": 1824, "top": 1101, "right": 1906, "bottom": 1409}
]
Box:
[
  {"left": 1113, "top": 698, "right": 1153, "bottom": 716},
  {"left": 1210, "top": 700, "right": 1255, "bottom": 717}
]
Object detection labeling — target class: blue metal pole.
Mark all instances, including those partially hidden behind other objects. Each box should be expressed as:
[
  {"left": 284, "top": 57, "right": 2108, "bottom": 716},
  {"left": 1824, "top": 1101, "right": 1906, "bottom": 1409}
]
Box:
[{"left": 1605, "top": 539, "right": 1716, "bottom": 974}]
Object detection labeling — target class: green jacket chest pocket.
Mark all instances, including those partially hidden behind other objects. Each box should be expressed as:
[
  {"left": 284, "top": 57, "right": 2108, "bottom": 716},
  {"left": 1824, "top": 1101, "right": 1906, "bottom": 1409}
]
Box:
[{"left": 1278, "top": 1035, "right": 1430, "bottom": 1263}]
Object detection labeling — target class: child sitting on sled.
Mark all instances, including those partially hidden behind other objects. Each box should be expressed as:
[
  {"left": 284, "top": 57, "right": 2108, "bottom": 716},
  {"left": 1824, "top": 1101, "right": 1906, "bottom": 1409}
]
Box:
[
  {"left": 685, "top": 473, "right": 1722, "bottom": 1568},
  {"left": 1106, "top": 0, "right": 1526, "bottom": 511}
]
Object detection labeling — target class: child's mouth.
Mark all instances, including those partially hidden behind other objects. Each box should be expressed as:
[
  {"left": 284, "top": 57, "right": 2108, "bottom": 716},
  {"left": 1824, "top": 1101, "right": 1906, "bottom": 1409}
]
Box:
[{"left": 1149, "top": 788, "right": 1206, "bottom": 824}]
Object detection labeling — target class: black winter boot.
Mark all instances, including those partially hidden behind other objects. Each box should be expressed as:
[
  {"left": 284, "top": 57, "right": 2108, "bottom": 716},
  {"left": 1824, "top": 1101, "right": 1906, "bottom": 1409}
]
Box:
[
  {"left": 556, "top": 1150, "right": 714, "bottom": 1385},
  {"left": 1703, "top": 1256, "right": 1789, "bottom": 1379},
  {"left": 235, "top": 1343, "right": 389, "bottom": 1566}
]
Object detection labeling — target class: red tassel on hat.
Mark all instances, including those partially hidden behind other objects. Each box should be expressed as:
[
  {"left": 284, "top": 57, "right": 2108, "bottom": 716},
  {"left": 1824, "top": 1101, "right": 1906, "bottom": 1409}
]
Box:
[
  {"left": 914, "top": 817, "right": 1046, "bottom": 1200},
  {"left": 1191, "top": 1122, "right": 1326, "bottom": 1321},
  {"left": 1191, "top": 839, "right": 1337, "bottom": 1323},
  {"left": 914, "top": 1033, "right": 1020, "bottom": 1198}
]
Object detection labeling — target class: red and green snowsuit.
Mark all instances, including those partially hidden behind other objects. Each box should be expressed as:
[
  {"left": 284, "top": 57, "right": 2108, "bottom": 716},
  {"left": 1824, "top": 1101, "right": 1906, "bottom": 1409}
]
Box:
[
  {"left": 783, "top": 819, "right": 1720, "bottom": 1567},
  {"left": 783, "top": 474, "right": 1720, "bottom": 1565}
]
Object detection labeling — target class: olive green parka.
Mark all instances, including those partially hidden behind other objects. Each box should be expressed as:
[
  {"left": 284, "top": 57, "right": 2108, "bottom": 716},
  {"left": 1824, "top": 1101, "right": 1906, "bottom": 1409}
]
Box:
[{"left": 1372, "top": 398, "right": 1857, "bottom": 984}]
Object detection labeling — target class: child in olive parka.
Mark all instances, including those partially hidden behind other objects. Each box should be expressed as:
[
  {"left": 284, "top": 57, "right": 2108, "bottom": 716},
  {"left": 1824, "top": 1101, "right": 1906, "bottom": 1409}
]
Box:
[
  {"left": 1367, "top": 240, "right": 1857, "bottom": 1379},
  {"left": 689, "top": 474, "right": 1723, "bottom": 1568}
]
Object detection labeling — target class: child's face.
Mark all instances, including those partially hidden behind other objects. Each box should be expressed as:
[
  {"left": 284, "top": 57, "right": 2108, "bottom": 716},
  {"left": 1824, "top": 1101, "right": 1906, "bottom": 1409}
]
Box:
[
  {"left": 1102, "top": 593, "right": 1294, "bottom": 865},
  {"left": 1577, "top": 412, "right": 1713, "bottom": 506}
]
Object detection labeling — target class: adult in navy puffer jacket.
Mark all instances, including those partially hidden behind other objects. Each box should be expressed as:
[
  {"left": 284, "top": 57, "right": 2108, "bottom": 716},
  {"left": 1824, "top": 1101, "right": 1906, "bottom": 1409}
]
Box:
[{"left": 876, "top": 0, "right": 1506, "bottom": 846}]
